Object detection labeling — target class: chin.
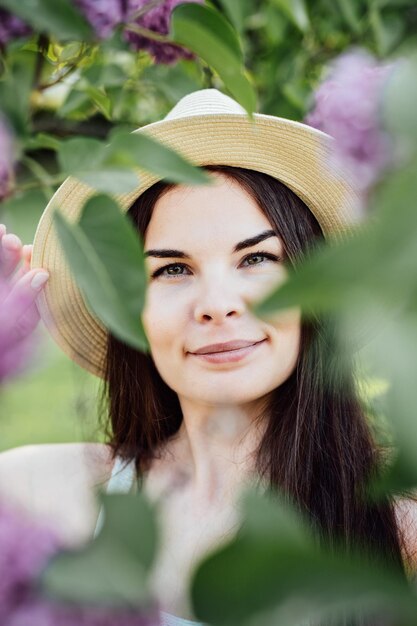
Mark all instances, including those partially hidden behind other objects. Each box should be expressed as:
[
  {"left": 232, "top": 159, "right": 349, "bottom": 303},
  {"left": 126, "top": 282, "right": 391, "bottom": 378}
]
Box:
[{"left": 182, "top": 382, "right": 277, "bottom": 407}]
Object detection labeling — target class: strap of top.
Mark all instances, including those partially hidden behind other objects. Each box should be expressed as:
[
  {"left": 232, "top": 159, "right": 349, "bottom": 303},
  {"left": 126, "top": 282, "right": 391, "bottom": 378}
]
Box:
[{"left": 93, "top": 455, "right": 138, "bottom": 538}]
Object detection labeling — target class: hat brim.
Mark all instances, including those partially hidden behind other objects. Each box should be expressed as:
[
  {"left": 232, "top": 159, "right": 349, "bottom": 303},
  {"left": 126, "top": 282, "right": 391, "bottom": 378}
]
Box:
[{"left": 32, "top": 112, "right": 360, "bottom": 378}]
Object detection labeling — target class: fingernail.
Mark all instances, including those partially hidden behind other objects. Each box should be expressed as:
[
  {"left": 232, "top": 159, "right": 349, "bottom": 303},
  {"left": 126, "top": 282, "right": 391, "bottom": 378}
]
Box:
[{"left": 31, "top": 272, "right": 49, "bottom": 290}]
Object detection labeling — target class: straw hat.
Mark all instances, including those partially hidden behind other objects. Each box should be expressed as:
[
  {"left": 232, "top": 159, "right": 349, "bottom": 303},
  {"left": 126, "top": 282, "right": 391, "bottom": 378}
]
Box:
[{"left": 32, "top": 88, "right": 360, "bottom": 378}]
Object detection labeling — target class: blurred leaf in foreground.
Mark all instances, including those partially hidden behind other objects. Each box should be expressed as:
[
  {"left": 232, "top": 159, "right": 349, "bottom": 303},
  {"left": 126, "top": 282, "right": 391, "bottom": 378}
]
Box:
[
  {"left": 0, "top": 0, "right": 92, "bottom": 41},
  {"left": 253, "top": 158, "right": 417, "bottom": 322},
  {"left": 41, "top": 492, "right": 158, "bottom": 608},
  {"left": 54, "top": 194, "right": 148, "bottom": 352},
  {"left": 57, "top": 131, "right": 210, "bottom": 195},
  {"left": 191, "top": 488, "right": 417, "bottom": 626}
]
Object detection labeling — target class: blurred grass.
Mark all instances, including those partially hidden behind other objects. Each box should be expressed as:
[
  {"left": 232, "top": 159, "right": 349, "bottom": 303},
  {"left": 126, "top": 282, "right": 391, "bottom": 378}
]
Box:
[{"left": 0, "top": 328, "right": 103, "bottom": 452}]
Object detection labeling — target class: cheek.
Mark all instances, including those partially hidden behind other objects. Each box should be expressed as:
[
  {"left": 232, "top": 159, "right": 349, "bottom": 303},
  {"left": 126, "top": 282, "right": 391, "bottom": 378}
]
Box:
[
  {"left": 141, "top": 285, "right": 185, "bottom": 351},
  {"left": 269, "top": 307, "right": 302, "bottom": 365}
]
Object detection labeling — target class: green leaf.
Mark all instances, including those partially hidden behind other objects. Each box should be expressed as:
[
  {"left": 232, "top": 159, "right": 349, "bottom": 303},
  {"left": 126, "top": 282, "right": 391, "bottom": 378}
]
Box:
[
  {"left": 382, "top": 53, "right": 417, "bottom": 142},
  {"left": 53, "top": 196, "right": 149, "bottom": 352},
  {"left": 335, "top": 0, "right": 361, "bottom": 34},
  {"left": 361, "top": 307, "right": 417, "bottom": 495},
  {"left": 108, "top": 130, "right": 211, "bottom": 185},
  {"left": 41, "top": 493, "right": 157, "bottom": 606},
  {"left": 59, "top": 90, "right": 92, "bottom": 119},
  {"left": 216, "top": 0, "right": 252, "bottom": 33},
  {"left": 85, "top": 85, "right": 113, "bottom": 120},
  {"left": 25, "top": 133, "right": 62, "bottom": 152},
  {"left": 0, "top": 0, "right": 92, "bottom": 41},
  {"left": 174, "top": 2, "right": 243, "bottom": 61},
  {"left": 171, "top": 3, "right": 257, "bottom": 116},
  {"left": 270, "top": 0, "right": 310, "bottom": 33},
  {"left": 253, "top": 160, "right": 417, "bottom": 321},
  {"left": 0, "top": 50, "right": 37, "bottom": 138},
  {"left": 191, "top": 487, "right": 417, "bottom": 626},
  {"left": 57, "top": 137, "right": 140, "bottom": 194},
  {"left": 58, "top": 137, "right": 105, "bottom": 174},
  {"left": 78, "top": 169, "right": 141, "bottom": 195}
]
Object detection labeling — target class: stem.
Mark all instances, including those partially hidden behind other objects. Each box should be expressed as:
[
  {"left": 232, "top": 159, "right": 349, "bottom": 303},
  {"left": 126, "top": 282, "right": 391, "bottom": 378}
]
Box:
[
  {"left": 124, "top": 23, "right": 172, "bottom": 43},
  {"left": 20, "top": 155, "right": 62, "bottom": 197},
  {"left": 202, "top": 64, "right": 214, "bottom": 88},
  {"left": 17, "top": 174, "right": 66, "bottom": 194},
  {"left": 33, "top": 34, "right": 49, "bottom": 90},
  {"left": 38, "top": 43, "right": 88, "bottom": 91},
  {"left": 38, "top": 64, "right": 77, "bottom": 91}
]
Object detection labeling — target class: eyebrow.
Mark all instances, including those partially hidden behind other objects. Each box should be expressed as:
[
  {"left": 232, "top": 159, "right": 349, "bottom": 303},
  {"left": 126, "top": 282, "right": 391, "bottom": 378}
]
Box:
[{"left": 144, "top": 229, "right": 278, "bottom": 259}]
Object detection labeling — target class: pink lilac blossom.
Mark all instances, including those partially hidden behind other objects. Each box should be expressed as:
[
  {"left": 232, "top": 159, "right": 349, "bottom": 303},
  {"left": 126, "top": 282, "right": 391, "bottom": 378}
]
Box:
[
  {"left": 305, "top": 48, "right": 395, "bottom": 196},
  {"left": 124, "top": 0, "right": 202, "bottom": 64},
  {"left": 0, "top": 9, "right": 32, "bottom": 47},
  {"left": 0, "top": 503, "right": 159, "bottom": 625},
  {"left": 0, "top": 116, "right": 15, "bottom": 202}
]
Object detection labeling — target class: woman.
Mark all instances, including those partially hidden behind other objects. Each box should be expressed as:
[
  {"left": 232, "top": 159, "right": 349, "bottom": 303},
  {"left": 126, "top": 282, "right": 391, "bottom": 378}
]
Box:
[{"left": 0, "top": 89, "right": 416, "bottom": 624}]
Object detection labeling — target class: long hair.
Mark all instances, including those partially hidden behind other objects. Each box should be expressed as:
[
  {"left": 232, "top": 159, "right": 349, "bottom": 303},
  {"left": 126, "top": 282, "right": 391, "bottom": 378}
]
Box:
[{"left": 99, "top": 165, "right": 406, "bottom": 572}]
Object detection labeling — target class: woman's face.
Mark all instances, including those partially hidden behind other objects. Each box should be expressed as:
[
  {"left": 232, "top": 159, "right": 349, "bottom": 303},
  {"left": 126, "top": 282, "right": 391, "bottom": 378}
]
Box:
[{"left": 142, "top": 173, "right": 301, "bottom": 406}]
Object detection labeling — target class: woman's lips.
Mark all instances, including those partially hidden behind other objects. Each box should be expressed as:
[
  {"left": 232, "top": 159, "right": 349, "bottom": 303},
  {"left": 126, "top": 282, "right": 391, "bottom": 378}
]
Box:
[{"left": 189, "top": 339, "right": 267, "bottom": 364}]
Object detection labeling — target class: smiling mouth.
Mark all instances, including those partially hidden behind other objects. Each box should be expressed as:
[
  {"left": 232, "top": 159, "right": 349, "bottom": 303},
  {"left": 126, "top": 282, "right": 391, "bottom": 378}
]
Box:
[{"left": 188, "top": 339, "right": 268, "bottom": 364}]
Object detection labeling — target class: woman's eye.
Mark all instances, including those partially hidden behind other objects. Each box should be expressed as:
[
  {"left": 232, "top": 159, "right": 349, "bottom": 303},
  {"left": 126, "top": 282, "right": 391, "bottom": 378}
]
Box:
[
  {"left": 151, "top": 263, "right": 190, "bottom": 279},
  {"left": 242, "top": 252, "right": 280, "bottom": 267},
  {"left": 151, "top": 252, "right": 281, "bottom": 280}
]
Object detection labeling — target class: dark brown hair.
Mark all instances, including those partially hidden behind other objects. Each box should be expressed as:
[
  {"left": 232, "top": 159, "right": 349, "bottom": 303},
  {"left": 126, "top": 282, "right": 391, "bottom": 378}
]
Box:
[{"left": 100, "top": 166, "right": 407, "bottom": 572}]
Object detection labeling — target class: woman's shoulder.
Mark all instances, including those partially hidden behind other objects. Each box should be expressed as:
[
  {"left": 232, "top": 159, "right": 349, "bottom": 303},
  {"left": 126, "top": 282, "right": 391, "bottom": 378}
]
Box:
[
  {"left": 0, "top": 442, "right": 115, "bottom": 546},
  {"left": 394, "top": 496, "right": 417, "bottom": 574},
  {"left": 0, "top": 441, "right": 114, "bottom": 486}
]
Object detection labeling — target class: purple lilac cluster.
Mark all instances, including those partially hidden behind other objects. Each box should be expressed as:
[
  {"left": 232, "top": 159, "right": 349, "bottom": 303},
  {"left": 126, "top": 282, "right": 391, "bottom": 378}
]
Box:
[
  {"left": 124, "top": 0, "right": 203, "bottom": 64},
  {"left": 73, "top": 0, "right": 202, "bottom": 64},
  {"left": 305, "top": 48, "right": 395, "bottom": 196},
  {"left": 0, "top": 2, "right": 200, "bottom": 65},
  {"left": 0, "top": 503, "right": 59, "bottom": 622},
  {"left": 0, "top": 9, "right": 32, "bottom": 47},
  {"left": 0, "top": 502, "right": 159, "bottom": 625},
  {"left": 74, "top": 0, "right": 126, "bottom": 39},
  {"left": 0, "top": 116, "right": 15, "bottom": 202}
]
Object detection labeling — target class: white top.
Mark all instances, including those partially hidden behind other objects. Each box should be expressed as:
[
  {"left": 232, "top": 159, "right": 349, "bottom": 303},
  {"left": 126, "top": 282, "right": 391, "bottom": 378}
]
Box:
[{"left": 94, "top": 455, "right": 204, "bottom": 626}]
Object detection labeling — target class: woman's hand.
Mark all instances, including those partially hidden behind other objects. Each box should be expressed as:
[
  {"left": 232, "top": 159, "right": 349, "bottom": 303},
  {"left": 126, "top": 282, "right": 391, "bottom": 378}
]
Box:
[{"left": 0, "top": 223, "right": 49, "bottom": 353}]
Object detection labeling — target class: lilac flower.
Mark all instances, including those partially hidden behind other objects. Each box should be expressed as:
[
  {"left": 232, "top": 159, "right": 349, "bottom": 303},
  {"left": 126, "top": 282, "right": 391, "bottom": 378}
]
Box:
[
  {"left": 305, "top": 48, "right": 395, "bottom": 197},
  {"left": 0, "top": 502, "right": 159, "bottom": 625},
  {"left": 0, "top": 503, "right": 60, "bottom": 620},
  {"left": 0, "top": 116, "right": 15, "bottom": 202},
  {"left": 74, "top": 0, "right": 126, "bottom": 39},
  {"left": 0, "top": 274, "right": 39, "bottom": 383},
  {"left": 0, "top": 9, "right": 32, "bottom": 47},
  {"left": 124, "top": 0, "right": 203, "bottom": 64}
]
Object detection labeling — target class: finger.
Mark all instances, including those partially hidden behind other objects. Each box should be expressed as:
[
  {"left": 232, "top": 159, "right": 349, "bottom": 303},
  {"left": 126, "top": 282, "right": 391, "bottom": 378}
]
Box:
[
  {"left": 0, "top": 233, "right": 23, "bottom": 278},
  {"left": 22, "top": 244, "right": 32, "bottom": 266},
  {"left": 0, "top": 269, "right": 49, "bottom": 344},
  {"left": 0, "top": 302, "right": 41, "bottom": 354},
  {"left": 10, "top": 245, "right": 33, "bottom": 286}
]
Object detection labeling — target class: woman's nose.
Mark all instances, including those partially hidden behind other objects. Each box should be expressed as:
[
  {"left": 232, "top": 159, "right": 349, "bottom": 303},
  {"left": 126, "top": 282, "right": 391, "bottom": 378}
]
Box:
[{"left": 193, "top": 279, "right": 246, "bottom": 324}]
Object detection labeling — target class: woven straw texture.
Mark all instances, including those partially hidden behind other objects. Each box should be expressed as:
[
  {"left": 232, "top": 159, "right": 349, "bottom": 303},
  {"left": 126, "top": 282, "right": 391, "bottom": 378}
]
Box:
[{"left": 31, "top": 89, "right": 360, "bottom": 378}]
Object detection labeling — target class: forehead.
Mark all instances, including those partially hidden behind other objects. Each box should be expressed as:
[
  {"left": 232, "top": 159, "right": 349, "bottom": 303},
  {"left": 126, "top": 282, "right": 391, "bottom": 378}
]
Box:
[{"left": 144, "top": 174, "right": 277, "bottom": 248}]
